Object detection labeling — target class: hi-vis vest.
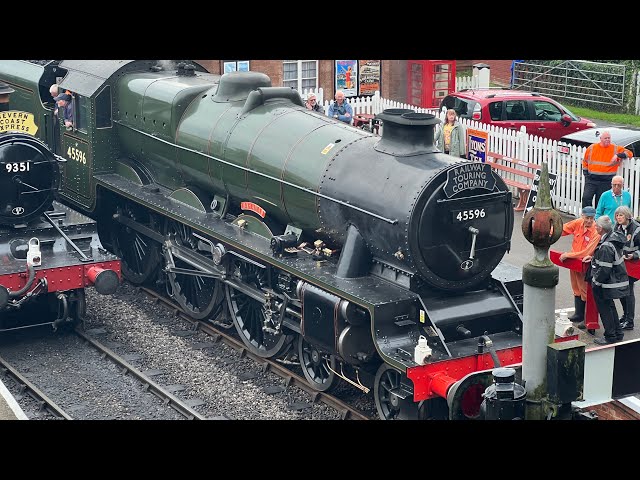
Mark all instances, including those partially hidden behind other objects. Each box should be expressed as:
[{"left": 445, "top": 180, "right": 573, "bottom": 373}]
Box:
[{"left": 583, "top": 143, "right": 622, "bottom": 177}]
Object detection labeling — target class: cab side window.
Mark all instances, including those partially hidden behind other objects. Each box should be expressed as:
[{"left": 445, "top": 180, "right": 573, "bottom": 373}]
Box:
[{"left": 75, "top": 95, "right": 88, "bottom": 133}]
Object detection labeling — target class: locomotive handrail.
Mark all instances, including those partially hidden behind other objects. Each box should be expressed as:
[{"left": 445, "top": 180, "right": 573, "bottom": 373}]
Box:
[
  {"left": 43, "top": 212, "right": 91, "bottom": 262},
  {"left": 112, "top": 120, "right": 399, "bottom": 225},
  {"left": 20, "top": 188, "right": 57, "bottom": 195}
]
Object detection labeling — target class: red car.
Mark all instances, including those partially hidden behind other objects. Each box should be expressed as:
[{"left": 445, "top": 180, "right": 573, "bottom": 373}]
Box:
[{"left": 440, "top": 89, "right": 596, "bottom": 141}]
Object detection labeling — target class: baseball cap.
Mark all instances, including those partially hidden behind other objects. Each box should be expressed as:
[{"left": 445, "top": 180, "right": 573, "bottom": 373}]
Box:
[{"left": 54, "top": 93, "right": 72, "bottom": 102}]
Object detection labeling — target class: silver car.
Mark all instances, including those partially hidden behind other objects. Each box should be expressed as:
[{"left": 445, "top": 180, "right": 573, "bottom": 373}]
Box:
[{"left": 559, "top": 127, "right": 640, "bottom": 157}]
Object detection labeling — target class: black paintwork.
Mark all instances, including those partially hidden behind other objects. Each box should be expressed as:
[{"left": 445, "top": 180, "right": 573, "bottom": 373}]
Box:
[{"left": 0, "top": 201, "right": 118, "bottom": 275}]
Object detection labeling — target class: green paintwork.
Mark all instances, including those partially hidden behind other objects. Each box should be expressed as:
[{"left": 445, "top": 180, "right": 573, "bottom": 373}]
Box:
[
  {"left": 231, "top": 214, "right": 274, "bottom": 239},
  {"left": 61, "top": 134, "right": 91, "bottom": 199},
  {"left": 176, "top": 91, "right": 365, "bottom": 231},
  {"left": 115, "top": 72, "right": 215, "bottom": 190},
  {"left": 169, "top": 188, "right": 207, "bottom": 213},
  {"left": 0, "top": 61, "right": 56, "bottom": 148},
  {"left": 115, "top": 161, "right": 144, "bottom": 185}
]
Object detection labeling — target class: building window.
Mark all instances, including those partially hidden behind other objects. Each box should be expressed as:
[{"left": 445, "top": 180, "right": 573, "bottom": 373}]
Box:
[
  {"left": 283, "top": 60, "right": 317, "bottom": 91},
  {"left": 223, "top": 61, "right": 250, "bottom": 73}
]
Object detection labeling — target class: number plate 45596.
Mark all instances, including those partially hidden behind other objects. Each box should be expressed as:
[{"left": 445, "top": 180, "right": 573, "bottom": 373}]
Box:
[{"left": 452, "top": 208, "right": 486, "bottom": 222}]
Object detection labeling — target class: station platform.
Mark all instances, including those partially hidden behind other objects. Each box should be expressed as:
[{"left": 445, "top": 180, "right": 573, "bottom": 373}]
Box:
[{"left": 0, "top": 378, "right": 27, "bottom": 420}]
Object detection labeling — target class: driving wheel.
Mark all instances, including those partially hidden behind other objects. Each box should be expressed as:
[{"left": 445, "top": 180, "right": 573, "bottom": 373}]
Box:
[
  {"left": 297, "top": 334, "right": 339, "bottom": 392},
  {"left": 165, "top": 220, "right": 222, "bottom": 320},
  {"left": 110, "top": 203, "right": 160, "bottom": 285},
  {"left": 226, "top": 259, "right": 293, "bottom": 358}
]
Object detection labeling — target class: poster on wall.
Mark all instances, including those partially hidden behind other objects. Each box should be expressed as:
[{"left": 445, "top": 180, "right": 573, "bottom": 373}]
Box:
[
  {"left": 335, "top": 60, "right": 358, "bottom": 97},
  {"left": 358, "top": 60, "right": 380, "bottom": 96}
]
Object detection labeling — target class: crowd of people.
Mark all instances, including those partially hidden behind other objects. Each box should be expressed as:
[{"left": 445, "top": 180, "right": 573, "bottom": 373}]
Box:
[{"left": 559, "top": 130, "right": 637, "bottom": 344}]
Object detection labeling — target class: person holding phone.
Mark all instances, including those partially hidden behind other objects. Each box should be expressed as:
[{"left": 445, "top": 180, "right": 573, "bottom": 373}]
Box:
[{"left": 305, "top": 92, "right": 324, "bottom": 114}]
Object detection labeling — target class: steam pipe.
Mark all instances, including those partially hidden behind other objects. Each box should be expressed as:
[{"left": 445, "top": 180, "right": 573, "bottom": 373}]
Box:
[
  {"left": 480, "top": 334, "right": 502, "bottom": 367},
  {"left": 52, "top": 293, "right": 69, "bottom": 330},
  {"left": 8, "top": 264, "right": 36, "bottom": 298},
  {"left": 429, "top": 371, "right": 458, "bottom": 399}
]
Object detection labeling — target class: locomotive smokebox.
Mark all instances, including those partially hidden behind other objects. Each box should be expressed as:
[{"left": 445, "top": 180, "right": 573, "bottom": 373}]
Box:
[
  {"left": 374, "top": 109, "right": 440, "bottom": 157},
  {"left": 0, "top": 133, "right": 60, "bottom": 225}
]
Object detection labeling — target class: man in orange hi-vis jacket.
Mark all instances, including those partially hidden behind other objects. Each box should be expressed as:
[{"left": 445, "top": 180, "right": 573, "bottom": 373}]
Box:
[
  {"left": 582, "top": 130, "right": 633, "bottom": 208},
  {"left": 559, "top": 206, "right": 600, "bottom": 328}
]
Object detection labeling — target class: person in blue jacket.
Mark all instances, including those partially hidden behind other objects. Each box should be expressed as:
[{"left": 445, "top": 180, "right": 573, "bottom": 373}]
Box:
[
  {"left": 328, "top": 90, "right": 353, "bottom": 124},
  {"left": 595, "top": 175, "right": 632, "bottom": 223}
]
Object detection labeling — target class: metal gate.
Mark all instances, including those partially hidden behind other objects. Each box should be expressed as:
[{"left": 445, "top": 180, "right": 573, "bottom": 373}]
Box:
[{"left": 511, "top": 60, "right": 625, "bottom": 109}]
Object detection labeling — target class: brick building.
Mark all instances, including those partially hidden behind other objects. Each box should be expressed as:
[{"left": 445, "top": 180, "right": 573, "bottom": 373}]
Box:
[
  {"left": 458, "top": 60, "right": 513, "bottom": 86},
  {"left": 196, "top": 59, "right": 514, "bottom": 105}
]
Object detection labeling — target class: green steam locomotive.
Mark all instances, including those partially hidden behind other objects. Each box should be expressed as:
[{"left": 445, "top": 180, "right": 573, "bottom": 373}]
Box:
[{"left": 0, "top": 60, "right": 524, "bottom": 419}]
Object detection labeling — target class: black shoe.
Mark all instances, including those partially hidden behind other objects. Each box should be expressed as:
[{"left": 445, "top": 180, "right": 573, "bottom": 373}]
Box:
[
  {"left": 588, "top": 329, "right": 596, "bottom": 335},
  {"left": 594, "top": 337, "right": 617, "bottom": 345},
  {"left": 576, "top": 321, "right": 586, "bottom": 329},
  {"left": 621, "top": 321, "right": 634, "bottom": 330},
  {"left": 617, "top": 335, "right": 625, "bottom": 341}
]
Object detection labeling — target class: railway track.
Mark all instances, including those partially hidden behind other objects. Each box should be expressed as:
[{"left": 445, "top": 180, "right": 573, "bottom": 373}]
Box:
[
  {"left": 0, "top": 326, "right": 212, "bottom": 420},
  {"left": 137, "top": 286, "right": 371, "bottom": 420},
  {"left": 0, "top": 353, "right": 71, "bottom": 419},
  {"left": 74, "top": 329, "right": 211, "bottom": 419}
]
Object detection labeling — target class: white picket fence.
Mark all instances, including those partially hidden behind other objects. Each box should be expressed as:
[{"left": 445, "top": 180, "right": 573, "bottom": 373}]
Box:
[
  {"left": 455, "top": 74, "right": 481, "bottom": 91},
  {"left": 297, "top": 87, "right": 639, "bottom": 218},
  {"left": 301, "top": 73, "right": 480, "bottom": 115}
]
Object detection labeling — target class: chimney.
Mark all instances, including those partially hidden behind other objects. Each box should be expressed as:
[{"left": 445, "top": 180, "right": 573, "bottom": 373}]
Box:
[{"left": 374, "top": 109, "right": 440, "bottom": 157}]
